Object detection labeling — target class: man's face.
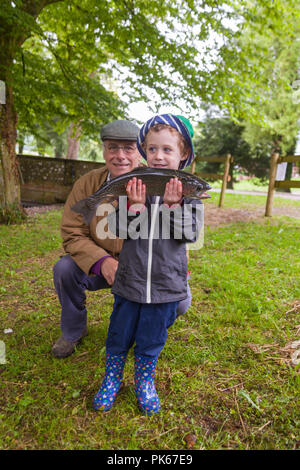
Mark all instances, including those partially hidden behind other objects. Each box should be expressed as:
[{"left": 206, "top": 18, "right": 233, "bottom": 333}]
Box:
[{"left": 103, "top": 140, "right": 141, "bottom": 178}]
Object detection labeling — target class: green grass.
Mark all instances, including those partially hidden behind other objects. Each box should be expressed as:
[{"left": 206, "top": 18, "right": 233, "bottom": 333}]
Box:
[
  {"left": 209, "top": 190, "right": 300, "bottom": 211},
  {"left": 0, "top": 200, "right": 299, "bottom": 450}
]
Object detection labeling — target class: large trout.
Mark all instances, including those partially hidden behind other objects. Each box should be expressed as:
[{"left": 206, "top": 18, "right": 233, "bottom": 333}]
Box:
[{"left": 72, "top": 166, "right": 211, "bottom": 224}]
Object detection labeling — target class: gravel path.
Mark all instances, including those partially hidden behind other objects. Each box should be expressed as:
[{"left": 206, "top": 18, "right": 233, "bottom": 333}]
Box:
[{"left": 211, "top": 188, "right": 300, "bottom": 200}]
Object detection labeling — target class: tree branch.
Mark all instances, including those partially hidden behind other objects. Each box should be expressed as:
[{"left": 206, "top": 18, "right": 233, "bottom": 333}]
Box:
[{"left": 21, "top": 0, "right": 66, "bottom": 18}]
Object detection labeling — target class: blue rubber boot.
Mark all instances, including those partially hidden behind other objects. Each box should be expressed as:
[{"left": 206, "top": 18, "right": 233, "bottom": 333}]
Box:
[
  {"left": 134, "top": 354, "right": 161, "bottom": 415},
  {"left": 93, "top": 353, "right": 127, "bottom": 411}
]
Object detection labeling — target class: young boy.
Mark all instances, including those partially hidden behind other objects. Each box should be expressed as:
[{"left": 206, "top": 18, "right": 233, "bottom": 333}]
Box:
[{"left": 93, "top": 114, "right": 203, "bottom": 414}]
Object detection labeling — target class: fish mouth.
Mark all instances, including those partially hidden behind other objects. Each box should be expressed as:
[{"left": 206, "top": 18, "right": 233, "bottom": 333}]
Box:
[{"left": 196, "top": 192, "right": 211, "bottom": 199}]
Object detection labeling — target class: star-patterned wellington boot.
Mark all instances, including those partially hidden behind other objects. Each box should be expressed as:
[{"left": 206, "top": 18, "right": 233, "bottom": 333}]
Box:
[
  {"left": 93, "top": 353, "right": 127, "bottom": 411},
  {"left": 134, "top": 354, "right": 161, "bottom": 415}
]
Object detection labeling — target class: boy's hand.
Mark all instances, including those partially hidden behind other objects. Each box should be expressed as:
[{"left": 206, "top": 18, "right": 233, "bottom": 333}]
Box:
[
  {"left": 126, "top": 177, "right": 146, "bottom": 206},
  {"left": 163, "top": 177, "right": 182, "bottom": 206}
]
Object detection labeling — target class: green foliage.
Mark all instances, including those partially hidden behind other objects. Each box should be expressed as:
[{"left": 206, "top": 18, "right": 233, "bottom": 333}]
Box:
[
  {"left": 1, "top": 0, "right": 299, "bottom": 167},
  {"left": 194, "top": 116, "right": 272, "bottom": 181},
  {"left": 218, "top": 0, "right": 300, "bottom": 152},
  {"left": 6, "top": 0, "right": 232, "bottom": 140},
  {"left": 0, "top": 202, "right": 26, "bottom": 225},
  {"left": 3, "top": 0, "right": 298, "bottom": 142}
]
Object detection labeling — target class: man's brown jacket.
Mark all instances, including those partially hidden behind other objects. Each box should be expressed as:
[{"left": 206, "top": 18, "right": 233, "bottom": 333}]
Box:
[{"left": 61, "top": 166, "right": 123, "bottom": 275}]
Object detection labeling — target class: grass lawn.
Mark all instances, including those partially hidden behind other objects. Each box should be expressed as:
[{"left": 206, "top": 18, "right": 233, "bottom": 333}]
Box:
[
  {"left": 208, "top": 190, "right": 300, "bottom": 217},
  {"left": 0, "top": 196, "right": 299, "bottom": 450}
]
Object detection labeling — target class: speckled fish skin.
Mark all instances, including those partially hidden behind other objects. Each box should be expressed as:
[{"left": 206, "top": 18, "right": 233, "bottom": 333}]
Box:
[{"left": 71, "top": 166, "right": 211, "bottom": 225}]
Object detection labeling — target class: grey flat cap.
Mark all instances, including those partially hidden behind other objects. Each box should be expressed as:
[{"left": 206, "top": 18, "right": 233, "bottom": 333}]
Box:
[{"left": 100, "top": 119, "right": 140, "bottom": 141}]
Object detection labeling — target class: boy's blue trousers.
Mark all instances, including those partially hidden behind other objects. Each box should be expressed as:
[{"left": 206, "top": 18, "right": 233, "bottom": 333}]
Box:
[
  {"left": 53, "top": 255, "right": 190, "bottom": 343},
  {"left": 106, "top": 294, "right": 179, "bottom": 358}
]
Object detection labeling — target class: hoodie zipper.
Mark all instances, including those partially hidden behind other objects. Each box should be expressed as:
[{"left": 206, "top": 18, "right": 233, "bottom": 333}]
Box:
[{"left": 146, "top": 196, "right": 160, "bottom": 303}]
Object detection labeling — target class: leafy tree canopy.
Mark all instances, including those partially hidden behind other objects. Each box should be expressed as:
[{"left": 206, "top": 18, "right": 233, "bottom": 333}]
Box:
[
  {"left": 215, "top": 0, "right": 300, "bottom": 153},
  {"left": 2, "top": 0, "right": 234, "bottom": 141},
  {"left": 193, "top": 115, "right": 273, "bottom": 182},
  {"left": 2, "top": 0, "right": 298, "bottom": 144}
]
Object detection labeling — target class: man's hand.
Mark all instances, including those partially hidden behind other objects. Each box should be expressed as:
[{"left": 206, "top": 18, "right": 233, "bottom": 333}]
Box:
[
  {"left": 100, "top": 257, "right": 119, "bottom": 285},
  {"left": 163, "top": 177, "right": 182, "bottom": 206}
]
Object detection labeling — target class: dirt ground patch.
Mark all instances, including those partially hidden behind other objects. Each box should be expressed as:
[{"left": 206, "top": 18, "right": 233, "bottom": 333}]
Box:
[
  {"left": 204, "top": 205, "right": 258, "bottom": 227},
  {"left": 204, "top": 204, "right": 299, "bottom": 227},
  {"left": 23, "top": 203, "right": 64, "bottom": 217},
  {"left": 23, "top": 202, "right": 299, "bottom": 226}
]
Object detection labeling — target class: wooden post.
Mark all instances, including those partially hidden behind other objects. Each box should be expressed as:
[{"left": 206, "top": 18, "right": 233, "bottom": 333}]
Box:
[
  {"left": 265, "top": 152, "right": 280, "bottom": 217},
  {"left": 218, "top": 153, "right": 231, "bottom": 208}
]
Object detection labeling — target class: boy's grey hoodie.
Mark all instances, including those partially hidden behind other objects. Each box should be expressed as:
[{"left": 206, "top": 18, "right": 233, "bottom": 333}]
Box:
[{"left": 108, "top": 195, "right": 203, "bottom": 304}]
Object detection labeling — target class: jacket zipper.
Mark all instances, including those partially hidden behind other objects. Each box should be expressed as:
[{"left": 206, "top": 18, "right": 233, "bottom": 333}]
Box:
[{"left": 146, "top": 196, "right": 160, "bottom": 303}]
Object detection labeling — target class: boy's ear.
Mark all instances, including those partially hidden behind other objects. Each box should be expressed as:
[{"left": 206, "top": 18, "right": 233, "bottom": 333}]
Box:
[{"left": 180, "top": 148, "right": 190, "bottom": 161}]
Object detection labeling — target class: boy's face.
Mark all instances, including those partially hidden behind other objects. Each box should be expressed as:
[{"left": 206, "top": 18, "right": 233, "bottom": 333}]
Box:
[{"left": 145, "top": 129, "right": 188, "bottom": 170}]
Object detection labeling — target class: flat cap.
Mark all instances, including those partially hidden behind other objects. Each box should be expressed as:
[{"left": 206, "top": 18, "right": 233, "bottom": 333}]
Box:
[{"left": 100, "top": 119, "right": 140, "bottom": 141}]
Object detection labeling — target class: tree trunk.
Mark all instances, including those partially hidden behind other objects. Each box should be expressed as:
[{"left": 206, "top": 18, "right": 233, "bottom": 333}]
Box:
[
  {"left": 0, "top": 29, "right": 29, "bottom": 222},
  {"left": 66, "top": 123, "right": 81, "bottom": 160},
  {"left": 0, "top": 1, "right": 65, "bottom": 223},
  {"left": 0, "top": 77, "right": 25, "bottom": 222}
]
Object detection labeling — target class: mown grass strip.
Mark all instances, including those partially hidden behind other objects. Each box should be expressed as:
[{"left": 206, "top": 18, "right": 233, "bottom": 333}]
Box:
[{"left": 0, "top": 205, "right": 299, "bottom": 450}]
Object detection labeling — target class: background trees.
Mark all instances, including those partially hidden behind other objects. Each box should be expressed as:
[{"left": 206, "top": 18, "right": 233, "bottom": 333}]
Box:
[
  {"left": 193, "top": 0, "right": 300, "bottom": 189},
  {"left": 1, "top": 0, "right": 299, "bottom": 221},
  {"left": 193, "top": 116, "right": 273, "bottom": 188},
  {"left": 0, "top": 0, "right": 236, "bottom": 220}
]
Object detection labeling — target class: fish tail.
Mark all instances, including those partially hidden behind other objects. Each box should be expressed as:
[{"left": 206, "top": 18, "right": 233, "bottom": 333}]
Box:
[
  {"left": 71, "top": 198, "right": 98, "bottom": 225},
  {"left": 71, "top": 194, "right": 118, "bottom": 225}
]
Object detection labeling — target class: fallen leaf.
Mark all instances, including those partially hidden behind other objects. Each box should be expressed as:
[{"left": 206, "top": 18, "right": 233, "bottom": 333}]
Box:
[
  {"left": 0, "top": 341, "right": 6, "bottom": 365},
  {"left": 247, "top": 343, "right": 278, "bottom": 353},
  {"left": 184, "top": 433, "right": 197, "bottom": 449},
  {"left": 285, "top": 301, "right": 300, "bottom": 315},
  {"left": 238, "top": 389, "right": 261, "bottom": 412},
  {"left": 291, "top": 350, "right": 300, "bottom": 366}
]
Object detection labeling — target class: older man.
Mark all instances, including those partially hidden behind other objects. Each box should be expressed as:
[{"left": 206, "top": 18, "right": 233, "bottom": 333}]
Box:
[
  {"left": 52, "top": 120, "right": 141, "bottom": 358},
  {"left": 52, "top": 119, "right": 191, "bottom": 358}
]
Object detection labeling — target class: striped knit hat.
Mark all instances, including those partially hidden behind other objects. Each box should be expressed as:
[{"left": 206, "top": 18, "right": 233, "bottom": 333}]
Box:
[{"left": 137, "top": 114, "right": 195, "bottom": 169}]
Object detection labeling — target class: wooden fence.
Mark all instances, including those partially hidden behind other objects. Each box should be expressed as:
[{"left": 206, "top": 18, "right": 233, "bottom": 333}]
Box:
[
  {"left": 265, "top": 153, "right": 300, "bottom": 216},
  {"left": 18, "top": 153, "right": 234, "bottom": 206},
  {"left": 18, "top": 153, "right": 235, "bottom": 206},
  {"left": 191, "top": 153, "right": 233, "bottom": 207}
]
